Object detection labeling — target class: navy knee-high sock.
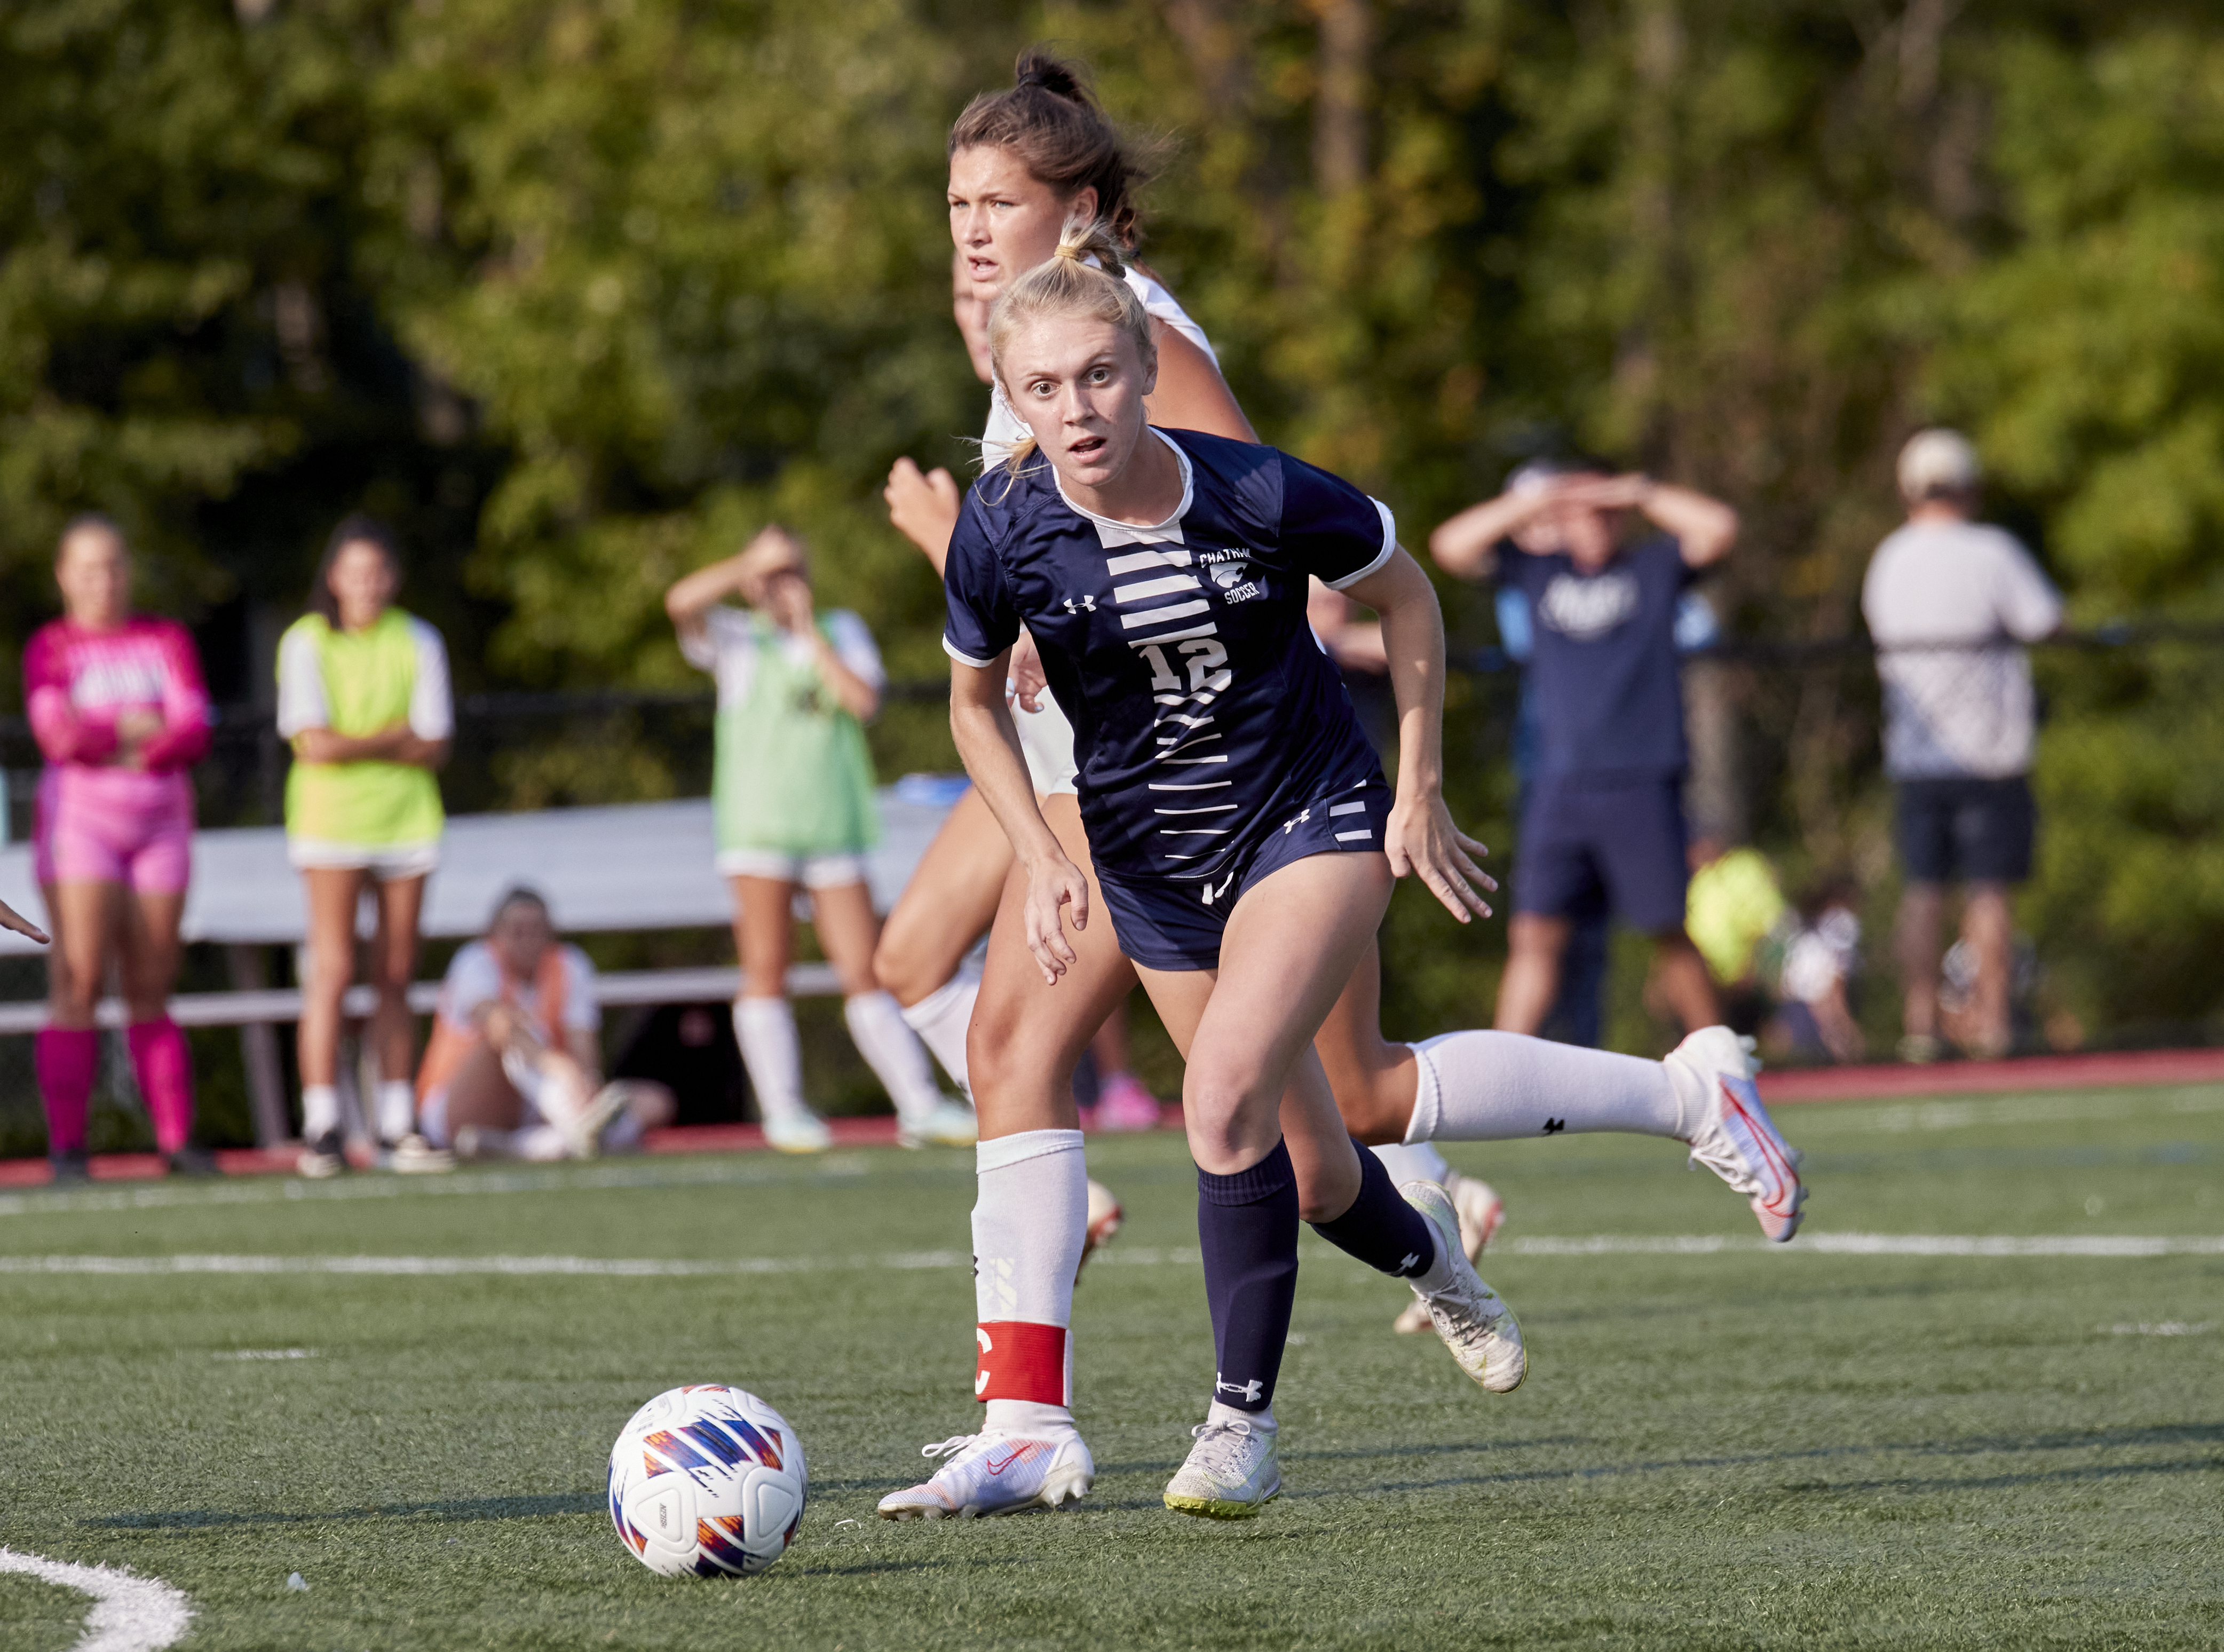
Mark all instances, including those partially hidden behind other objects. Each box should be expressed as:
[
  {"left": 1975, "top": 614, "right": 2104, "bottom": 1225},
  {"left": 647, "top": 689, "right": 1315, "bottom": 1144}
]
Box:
[
  {"left": 1196, "top": 1140, "right": 1300, "bottom": 1416},
  {"left": 1309, "top": 1137, "right": 1439, "bottom": 1279}
]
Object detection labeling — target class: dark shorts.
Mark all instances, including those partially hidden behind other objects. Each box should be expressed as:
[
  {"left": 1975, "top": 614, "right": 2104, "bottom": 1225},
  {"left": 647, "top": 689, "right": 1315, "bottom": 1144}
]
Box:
[
  {"left": 1095, "top": 781, "right": 1392, "bottom": 972},
  {"left": 1514, "top": 772, "right": 1689, "bottom": 934},
  {"left": 1895, "top": 775, "right": 2034, "bottom": 884}
]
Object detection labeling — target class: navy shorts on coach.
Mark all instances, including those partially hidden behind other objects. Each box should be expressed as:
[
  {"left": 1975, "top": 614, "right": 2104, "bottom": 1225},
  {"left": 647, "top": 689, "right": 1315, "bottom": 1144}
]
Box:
[
  {"left": 1096, "top": 782, "right": 1392, "bottom": 971},
  {"left": 1514, "top": 772, "right": 1690, "bottom": 934},
  {"left": 1894, "top": 774, "right": 2034, "bottom": 883}
]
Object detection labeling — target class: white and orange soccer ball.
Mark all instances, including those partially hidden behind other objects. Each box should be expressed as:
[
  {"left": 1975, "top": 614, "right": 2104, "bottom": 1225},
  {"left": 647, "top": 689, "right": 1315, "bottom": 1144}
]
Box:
[{"left": 607, "top": 1385, "right": 808, "bottom": 1577}]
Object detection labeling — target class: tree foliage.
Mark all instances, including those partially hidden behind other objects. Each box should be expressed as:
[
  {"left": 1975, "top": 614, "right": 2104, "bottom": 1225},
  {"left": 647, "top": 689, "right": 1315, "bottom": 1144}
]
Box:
[{"left": 5, "top": 0, "right": 2224, "bottom": 1039}]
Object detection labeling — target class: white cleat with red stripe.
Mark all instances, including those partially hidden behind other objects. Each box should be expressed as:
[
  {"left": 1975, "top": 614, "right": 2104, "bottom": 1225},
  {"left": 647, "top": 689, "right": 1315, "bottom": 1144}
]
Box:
[
  {"left": 875, "top": 1432, "right": 1094, "bottom": 1520},
  {"left": 1668, "top": 1026, "right": 1806, "bottom": 1241}
]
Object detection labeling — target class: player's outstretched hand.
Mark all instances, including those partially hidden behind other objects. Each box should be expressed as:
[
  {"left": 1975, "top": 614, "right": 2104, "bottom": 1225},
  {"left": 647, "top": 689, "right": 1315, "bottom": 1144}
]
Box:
[
  {"left": 1020, "top": 851, "right": 1090, "bottom": 984},
  {"left": 1008, "top": 629, "right": 1049, "bottom": 714},
  {"left": 0, "top": 898, "right": 51, "bottom": 946},
  {"left": 1384, "top": 791, "right": 1495, "bottom": 923},
  {"left": 884, "top": 459, "right": 962, "bottom": 561}
]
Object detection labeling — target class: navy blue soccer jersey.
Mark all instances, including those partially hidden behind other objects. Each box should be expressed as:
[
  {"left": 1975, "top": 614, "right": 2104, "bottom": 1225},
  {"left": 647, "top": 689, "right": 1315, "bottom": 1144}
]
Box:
[{"left": 943, "top": 428, "right": 1394, "bottom": 885}]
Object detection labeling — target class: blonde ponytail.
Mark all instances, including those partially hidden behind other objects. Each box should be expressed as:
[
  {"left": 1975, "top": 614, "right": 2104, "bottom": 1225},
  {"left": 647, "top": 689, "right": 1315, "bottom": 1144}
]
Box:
[{"left": 984, "top": 217, "right": 1157, "bottom": 481}]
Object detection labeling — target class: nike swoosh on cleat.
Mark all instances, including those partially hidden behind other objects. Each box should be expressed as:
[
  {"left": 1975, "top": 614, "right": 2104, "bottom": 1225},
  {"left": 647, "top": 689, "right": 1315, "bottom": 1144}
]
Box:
[{"left": 982, "top": 1449, "right": 1024, "bottom": 1475}]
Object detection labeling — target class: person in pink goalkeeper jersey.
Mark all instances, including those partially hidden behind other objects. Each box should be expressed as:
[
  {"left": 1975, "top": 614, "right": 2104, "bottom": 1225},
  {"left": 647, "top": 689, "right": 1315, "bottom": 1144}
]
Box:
[{"left": 26, "top": 514, "right": 213, "bottom": 1182}]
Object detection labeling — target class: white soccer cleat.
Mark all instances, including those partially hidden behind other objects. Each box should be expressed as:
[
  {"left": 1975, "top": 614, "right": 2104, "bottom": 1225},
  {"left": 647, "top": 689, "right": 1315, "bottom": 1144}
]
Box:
[
  {"left": 1667, "top": 1025, "right": 1806, "bottom": 1242},
  {"left": 1394, "top": 1171, "right": 1504, "bottom": 1333},
  {"left": 897, "top": 1098, "right": 979, "bottom": 1150},
  {"left": 1075, "top": 1179, "right": 1124, "bottom": 1282},
  {"left": 1400, "top": 1180, "right": 1526, "bottom": 1392},
  {"left": 761, "top": 1111, "right": 834, "bottom": 1155},
  {"left": 875, "top": 1432, "right": 1094, "bottom": 1520},
  {"left": 556, "top": 1082, "right": 635, "bottom": 1160},
  {"left": 1162, "top": 1418, "right": 1281, "bottom": 1520}
]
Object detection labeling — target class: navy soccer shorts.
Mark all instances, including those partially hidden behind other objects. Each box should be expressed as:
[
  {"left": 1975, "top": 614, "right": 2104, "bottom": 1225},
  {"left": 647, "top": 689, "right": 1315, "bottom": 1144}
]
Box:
[
  {"left": 1094, "top": 782, "right": 1394, "bottom": 971},
  {"left": 1513, "top": 772, "right": 1690, "bottom": 934},
  {"left": 1894, "top": 774, "right": 2034, "bottom": 884}
]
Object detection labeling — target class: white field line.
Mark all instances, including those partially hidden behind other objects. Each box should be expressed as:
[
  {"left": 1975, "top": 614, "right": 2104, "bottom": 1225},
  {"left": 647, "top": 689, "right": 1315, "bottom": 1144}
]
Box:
[
  {"left": 1782, "top": 1085, "right": 2224, "bottom": 1136},
  {"left": 0, "top": 1547, "right": 192, "bottom": 1652},
  {"left": 1, "top": 1234, "right": 2219, "bottom": 1278}
]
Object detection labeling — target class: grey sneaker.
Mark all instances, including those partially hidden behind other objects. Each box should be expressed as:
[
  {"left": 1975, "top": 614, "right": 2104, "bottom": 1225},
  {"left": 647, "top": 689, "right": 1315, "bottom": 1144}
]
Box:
[
  {"left": 1401, "top": 1181, "right": 1526, "bottom": 1392},
  {"left": 1162, "top": 1419, "right": 1281, "bottom": 1520}
]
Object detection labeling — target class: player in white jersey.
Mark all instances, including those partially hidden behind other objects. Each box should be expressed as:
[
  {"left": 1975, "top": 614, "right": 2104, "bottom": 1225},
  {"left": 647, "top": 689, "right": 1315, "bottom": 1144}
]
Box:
[{"left": 874, "top": 51, "right": 1808, "bottom": 1526}]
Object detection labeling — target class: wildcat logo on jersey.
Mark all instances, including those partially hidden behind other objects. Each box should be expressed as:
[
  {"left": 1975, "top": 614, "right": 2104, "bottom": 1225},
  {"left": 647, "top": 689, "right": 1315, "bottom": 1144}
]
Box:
[{"left": 1201, "top": 549, "right": 1264, "bottom": 605}]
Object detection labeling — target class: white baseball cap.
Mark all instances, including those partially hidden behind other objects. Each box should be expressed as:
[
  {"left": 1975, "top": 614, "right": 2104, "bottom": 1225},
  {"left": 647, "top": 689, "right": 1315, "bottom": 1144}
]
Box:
[{"left": 1897, "top": 428, "right": 1981, "bottom": 500}]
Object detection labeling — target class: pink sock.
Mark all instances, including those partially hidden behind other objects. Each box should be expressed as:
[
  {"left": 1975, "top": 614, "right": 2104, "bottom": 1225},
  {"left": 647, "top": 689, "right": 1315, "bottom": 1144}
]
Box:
[
  {"left": 36, "top": 1026, "right": 99, "bottom": 1155},
  {"left": 127, "top": 1019, "right": 195, "bottom": 1156}
]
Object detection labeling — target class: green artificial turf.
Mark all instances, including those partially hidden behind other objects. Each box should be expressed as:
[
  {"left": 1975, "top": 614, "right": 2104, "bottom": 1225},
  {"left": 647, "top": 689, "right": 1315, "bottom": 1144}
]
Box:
[{"left": 2, "top": 1082, "right": 2220, "bottom": 1650}]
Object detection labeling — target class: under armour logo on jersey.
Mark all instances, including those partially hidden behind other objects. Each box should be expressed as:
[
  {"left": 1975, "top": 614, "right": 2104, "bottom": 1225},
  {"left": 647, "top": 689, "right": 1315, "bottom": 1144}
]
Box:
[
  {"left": 1062, "top": 594, "right": 1098, "bottom": 613},
  {"left": 1400, "top": 1252, "right": 1422, "bottom": 1272},
  {"left": 1200, "top": 872, "right": 1237, "bottom": 906},
  {"left": 1283, "top": 808, "right": 1312, "bottom": 835},
  {"left": 1215, "top": 1375, "right": 1264, "bottom": 1403},
  {"left": 1542, "top": 1117, "right": 1566, "bottom": 1134}
]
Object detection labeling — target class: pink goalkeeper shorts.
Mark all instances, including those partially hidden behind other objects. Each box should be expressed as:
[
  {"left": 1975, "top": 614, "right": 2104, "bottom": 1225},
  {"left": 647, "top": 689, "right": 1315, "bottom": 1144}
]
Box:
[{"left": 34, "top": 768, "right": 195, "bottom": 895}]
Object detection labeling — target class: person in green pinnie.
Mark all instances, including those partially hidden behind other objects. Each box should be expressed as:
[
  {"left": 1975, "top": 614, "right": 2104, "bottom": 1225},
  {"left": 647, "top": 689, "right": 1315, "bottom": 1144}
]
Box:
[{"left": 668, "top": 527, "right": 975, "bottom": 1154}]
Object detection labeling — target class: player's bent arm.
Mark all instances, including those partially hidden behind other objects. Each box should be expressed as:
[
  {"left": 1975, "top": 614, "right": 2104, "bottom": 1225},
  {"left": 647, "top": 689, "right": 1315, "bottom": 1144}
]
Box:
[
  {"left": 293, "top": 724, "right": 413, "bottom": 763},
  {"left": 1341, "top": 548, "right": 1495, "bottom": 924},
  {"left": 885, "top": 459, "right": 964, "bottom": 577},
  {"left": 1145, "top": 327, "right": 1257, "bottom": 444},
  {"left": 948, "top": 655, "right": 1090, "bottom": 982},
  {"left": 392, "top": 734, "right": 451, "bottom": 771},
  {"left": 1641, "top": 480, "right": 1739, "bottom": 567},
  {"left": 1428, "top": 492, "right": 1544, "bottom": 580},
  {"left": 566, "top": 1024, "right": 603, "bottom": 1080},
  {"left": 663, "top": 556, "right": 750, "bottom": 630}
]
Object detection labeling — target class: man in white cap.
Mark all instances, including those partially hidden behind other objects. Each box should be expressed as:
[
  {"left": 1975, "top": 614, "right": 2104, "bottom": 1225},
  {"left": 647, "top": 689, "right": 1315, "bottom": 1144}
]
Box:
[{"left": 1863, "top": 429, "right": 2063, "bottom": 1061}]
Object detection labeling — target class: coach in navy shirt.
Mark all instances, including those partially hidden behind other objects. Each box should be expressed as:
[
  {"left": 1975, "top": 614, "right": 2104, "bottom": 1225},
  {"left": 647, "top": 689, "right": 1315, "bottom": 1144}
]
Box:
[{"left": 1432, "top": 459, "right": 1738, "bottom": 1041}]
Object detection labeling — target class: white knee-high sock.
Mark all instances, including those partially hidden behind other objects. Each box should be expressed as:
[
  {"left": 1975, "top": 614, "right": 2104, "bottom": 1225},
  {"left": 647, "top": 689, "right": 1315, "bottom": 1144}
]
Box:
[
  {"left": 974, "top": 1128, "right": 1087, "bottom": 1436},
  {"left": 899, "top": 963, "right": 980, "bottom": 1100},
  {"left": 733, "top": 998, "right": 810, "bottom": 1125},
  {"left": 844, "top": 991, "right": 950, "bottom": 1125},
  {"left": 1407, "top": 1031, "right": 1687, "bottom": 1144},
  {"left": 1370, "top": 1141, "right": 1453, "bottom": 1187}
]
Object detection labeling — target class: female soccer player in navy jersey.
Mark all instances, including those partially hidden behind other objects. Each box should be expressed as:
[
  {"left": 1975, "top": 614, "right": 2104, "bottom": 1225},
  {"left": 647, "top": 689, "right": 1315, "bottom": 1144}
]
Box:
[
  {"left": 873, "top": 54, "right": 1808, "bottom": 1527},
  {"left": 890, "top": 225, "right": 1524, "bottom": 1520}
]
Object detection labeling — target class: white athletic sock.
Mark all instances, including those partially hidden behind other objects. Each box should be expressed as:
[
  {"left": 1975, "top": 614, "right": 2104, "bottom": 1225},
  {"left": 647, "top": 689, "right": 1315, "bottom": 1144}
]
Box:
[
  {"left": 984, "top": 1398, "right": 1077, "bottom": 1439},
  {"left": 1207, "top": 1398, "right": 1276, "bottom": 1436},
  {"left": 376, "top": 1079, "right": 417, "bottom": 1143},
  {"left": 844, "top": 990, "right": 949, "bottom": 1126},
  {"left": 733, "top": 998, "right": 810, "bottom": 1125},
  {"left": 301, "top": 1083, "right": 341, "bottom": 1140},
  {"left": 899, "top": 963, "right": 980, "bottom": 1101},
  {"left": 1369, "top": 1141, "right": 1452, "bottom": 1187},
  {"left": 974, "top": 1128, "right": 1087, "bottom": 1427},
  {"left": 1406, "top": 1031, "right": 1682, "bottom": 1144},
  {"left": 1410, "top": 1220, "right": 1460, "bottom": 1296}
]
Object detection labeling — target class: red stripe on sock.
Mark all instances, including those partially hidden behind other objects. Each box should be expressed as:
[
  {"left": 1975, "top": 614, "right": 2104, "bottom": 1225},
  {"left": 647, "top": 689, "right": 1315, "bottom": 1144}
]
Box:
[{"left": 975, "top": 1322, "right": 1067, "bottom": 1406}]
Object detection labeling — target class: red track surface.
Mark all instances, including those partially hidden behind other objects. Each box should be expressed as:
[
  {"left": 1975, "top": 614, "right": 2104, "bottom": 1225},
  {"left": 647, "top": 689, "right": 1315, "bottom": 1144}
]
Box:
[{"left": 4, "top": 1045, "right": 2218, "bottom": 1189}]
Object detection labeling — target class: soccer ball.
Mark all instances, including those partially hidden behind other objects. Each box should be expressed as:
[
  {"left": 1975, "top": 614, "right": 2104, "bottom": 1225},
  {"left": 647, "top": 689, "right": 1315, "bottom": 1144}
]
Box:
[{"left": 607, "top": 1385, "right": 808, "bottom": 1577}]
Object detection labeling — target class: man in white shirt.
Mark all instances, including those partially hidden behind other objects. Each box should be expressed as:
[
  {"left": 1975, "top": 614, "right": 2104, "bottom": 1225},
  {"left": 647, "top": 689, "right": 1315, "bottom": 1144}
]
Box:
[{"left": 1862, "top": 430, "right": 2063, "bottom": 1061}]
